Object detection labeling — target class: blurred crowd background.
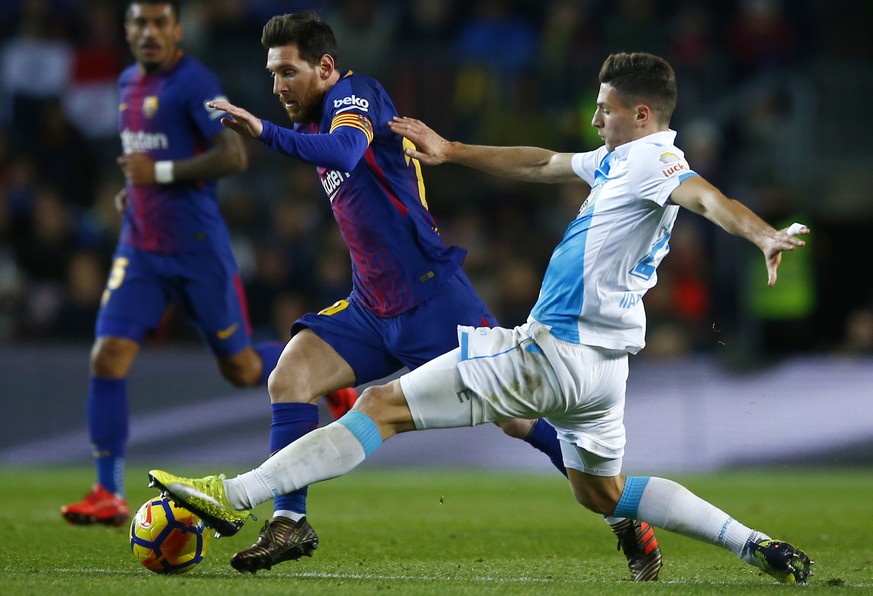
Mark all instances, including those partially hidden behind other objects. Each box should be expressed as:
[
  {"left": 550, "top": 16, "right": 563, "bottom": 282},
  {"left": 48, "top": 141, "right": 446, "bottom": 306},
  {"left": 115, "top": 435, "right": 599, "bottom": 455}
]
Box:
[{"left": 1, "top": 0, "right": 872, "bottom": 366}]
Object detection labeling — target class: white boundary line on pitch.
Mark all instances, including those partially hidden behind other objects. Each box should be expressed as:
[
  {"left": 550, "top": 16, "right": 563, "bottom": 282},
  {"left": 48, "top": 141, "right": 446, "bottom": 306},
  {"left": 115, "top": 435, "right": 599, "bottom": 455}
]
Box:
[{"left": 48, "top": 569, "right": 873, "bottom": 588}]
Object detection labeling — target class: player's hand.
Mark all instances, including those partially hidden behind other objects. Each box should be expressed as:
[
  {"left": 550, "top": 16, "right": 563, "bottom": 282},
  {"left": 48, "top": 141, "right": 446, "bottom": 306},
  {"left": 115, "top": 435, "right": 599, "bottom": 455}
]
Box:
[
  {"left": 388, "top": 116, "right": 450, "bottom": 165},
  {"left": 117, "top": 153, "right": 156, "bottom": 185},
  {"left": 114, "top": 187, "right": 128, "bottom": 214},
  {"left": 763, "top": 223, "right": 809, "bottom": 286},
  {"left": 207, "top": 99, "right": 264, "bottom": 137}
]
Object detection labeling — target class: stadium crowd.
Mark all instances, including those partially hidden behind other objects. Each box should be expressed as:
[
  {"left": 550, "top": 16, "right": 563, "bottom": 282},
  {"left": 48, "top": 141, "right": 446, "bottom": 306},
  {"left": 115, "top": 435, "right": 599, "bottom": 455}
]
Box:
[{"left": 1, "top": 0, "right": 871, "bottom": 359}]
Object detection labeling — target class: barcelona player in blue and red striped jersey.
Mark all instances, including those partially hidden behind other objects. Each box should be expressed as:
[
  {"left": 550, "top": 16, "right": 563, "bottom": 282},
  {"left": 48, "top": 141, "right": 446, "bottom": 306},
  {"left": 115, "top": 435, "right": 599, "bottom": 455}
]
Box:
[
  {"left": 204, "top": 12, "right": 573, "bottom": 574},
  {"left": 60, "top": 0, "right": 291, "bottom": 527}
]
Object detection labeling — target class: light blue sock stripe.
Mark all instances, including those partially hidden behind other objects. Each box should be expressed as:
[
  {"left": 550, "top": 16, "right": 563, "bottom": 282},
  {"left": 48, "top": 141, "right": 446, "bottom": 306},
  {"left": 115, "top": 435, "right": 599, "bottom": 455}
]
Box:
[
  {"left": 336, "top": 410, "right": 382, "bottom": 457},
  {"left": 613, "top": 476, "right": 651, "bottom": 519}
]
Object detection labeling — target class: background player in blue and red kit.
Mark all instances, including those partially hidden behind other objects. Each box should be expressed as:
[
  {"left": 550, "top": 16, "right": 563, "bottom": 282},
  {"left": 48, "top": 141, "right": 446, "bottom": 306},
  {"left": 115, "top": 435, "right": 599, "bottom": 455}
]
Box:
[
  {"left": 60, "top": 0, "right": 302, "bottom": 527},
  {"left": 204, "top": 12, "right": 657, "bottom": 580}
]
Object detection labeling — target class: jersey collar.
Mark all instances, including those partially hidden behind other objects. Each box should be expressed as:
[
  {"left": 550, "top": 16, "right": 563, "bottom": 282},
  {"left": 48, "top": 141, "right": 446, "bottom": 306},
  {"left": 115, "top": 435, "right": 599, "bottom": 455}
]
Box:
[{"left": 612, "top": 129, "right": 677, "bottom": 158}]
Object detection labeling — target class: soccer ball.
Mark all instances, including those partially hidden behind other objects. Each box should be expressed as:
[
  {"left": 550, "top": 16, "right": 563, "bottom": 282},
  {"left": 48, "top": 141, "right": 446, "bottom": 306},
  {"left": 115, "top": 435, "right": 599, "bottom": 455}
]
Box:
[{"left": 130, "top": 496, "right": 212, "bottom": 574}]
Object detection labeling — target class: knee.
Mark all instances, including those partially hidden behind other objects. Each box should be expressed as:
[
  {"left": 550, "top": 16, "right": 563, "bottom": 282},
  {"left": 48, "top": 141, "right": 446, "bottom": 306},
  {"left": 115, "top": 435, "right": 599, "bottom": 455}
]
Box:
[
  {"left": 355, "top": 384, "right": 391, "bottom": 414},
  {"left": 90, "top": 337, "right": 137, "bottom": 378},
  {"left": 266, "top": 367, "right": 291, "bottom": 401},
  {"left": 353, "top": 382, "right": 411, "bottom": 436},
  {"left": 495, "top": 418, "right": 536, "bottom": 440},
  {"left": 266, "top": 365, "right": 312, "bottom": 404}
]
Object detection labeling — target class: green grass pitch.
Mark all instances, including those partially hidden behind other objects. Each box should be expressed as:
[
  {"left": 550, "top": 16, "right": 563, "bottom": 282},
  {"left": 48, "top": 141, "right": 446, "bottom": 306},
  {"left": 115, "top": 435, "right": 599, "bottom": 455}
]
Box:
[{"left": 1, "top": 466, "right": 869, "bottom": 594}]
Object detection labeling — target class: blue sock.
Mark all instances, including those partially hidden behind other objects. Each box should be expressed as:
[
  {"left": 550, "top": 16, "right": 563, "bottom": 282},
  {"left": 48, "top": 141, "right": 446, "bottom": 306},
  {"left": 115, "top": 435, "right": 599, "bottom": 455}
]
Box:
[
  {"left": 336, "top": 410, "right": 382, "bottom": 456},
  {"left": 253, "top": 341, "right": 284, "bottom": 386},
  {"left": 271, "top": 402, "right": 319, "bottom": 515},
  {"left": 524, "top": 419, "right": 567, "bottom": 477},
  {"left": 613, "top": 476, "right": 651, "bottom": 519},
  {"left": 87, "top": 377, "right": 128, "bottom": 495}
]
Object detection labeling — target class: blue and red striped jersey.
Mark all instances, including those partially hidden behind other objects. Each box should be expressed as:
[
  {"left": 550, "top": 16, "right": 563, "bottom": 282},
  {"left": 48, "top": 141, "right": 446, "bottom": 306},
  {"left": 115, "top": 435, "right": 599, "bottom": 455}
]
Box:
[
  {"left": 310, "top": 71, "right": 465, "bottom": 317},
  {"left": 117, "top": 53, "right": 231, "bottom": 254}
]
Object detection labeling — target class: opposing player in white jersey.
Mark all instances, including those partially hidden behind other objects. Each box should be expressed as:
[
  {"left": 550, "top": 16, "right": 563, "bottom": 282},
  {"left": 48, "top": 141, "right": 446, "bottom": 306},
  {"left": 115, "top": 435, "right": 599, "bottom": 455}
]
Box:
[{"left": 149, "top": 53, "right": 813, "bottom": 584}]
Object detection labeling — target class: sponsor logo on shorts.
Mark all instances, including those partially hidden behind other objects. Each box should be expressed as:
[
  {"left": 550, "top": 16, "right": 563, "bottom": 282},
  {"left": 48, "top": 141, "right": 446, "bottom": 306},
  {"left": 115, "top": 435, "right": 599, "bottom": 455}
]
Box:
[
  {"left": 216, "top": 323, "right": 239, "bottom": 340},
  {"left": 318, "top": 299, "right": 350, "bottom": 316}
]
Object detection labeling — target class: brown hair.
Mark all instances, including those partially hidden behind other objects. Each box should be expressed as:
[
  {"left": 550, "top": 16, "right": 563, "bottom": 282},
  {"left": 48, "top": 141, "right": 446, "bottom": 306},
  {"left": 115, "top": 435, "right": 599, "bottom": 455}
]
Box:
[
  {"left": 599, "top": 53, "right": 677, "bottom": 124},
  {"left": 126, "top": 0, "right": 180, "bottom": 21},
  {"left": 261, "top": 11, "right": 338, "bottom": 65}
]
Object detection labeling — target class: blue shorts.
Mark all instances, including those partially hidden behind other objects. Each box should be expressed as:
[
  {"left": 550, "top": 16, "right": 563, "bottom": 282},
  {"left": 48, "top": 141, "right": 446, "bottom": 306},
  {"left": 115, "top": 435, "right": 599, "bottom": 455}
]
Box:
[
  {"left": 292, "top": 269, "right": 497, "bottom": 384},
  {"left": 95, "top": 244, "right": 252, "bottom": 357}
]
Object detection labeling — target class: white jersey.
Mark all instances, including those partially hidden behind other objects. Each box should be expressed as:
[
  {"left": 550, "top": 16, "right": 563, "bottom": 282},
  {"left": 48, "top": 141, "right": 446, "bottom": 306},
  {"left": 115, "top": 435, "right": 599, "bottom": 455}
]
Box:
[{"left": 530, "top": 130, "right": 697, "bottom": 354}]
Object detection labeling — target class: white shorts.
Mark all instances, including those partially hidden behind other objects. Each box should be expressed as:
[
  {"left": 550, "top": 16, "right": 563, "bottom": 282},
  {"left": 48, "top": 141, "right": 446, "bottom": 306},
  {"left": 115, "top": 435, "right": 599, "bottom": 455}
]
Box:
[{"left": 399, "top": 321, "right": 628, "bottom": 462}]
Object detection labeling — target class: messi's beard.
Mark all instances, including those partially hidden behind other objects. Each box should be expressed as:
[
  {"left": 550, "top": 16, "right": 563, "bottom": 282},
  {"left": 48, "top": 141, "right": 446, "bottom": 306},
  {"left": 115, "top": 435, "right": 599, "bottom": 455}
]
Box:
[
  {"left": 283, "top": 86, "right": 325, "bottom": 126},
  {"left": 285, "top": 103, "right": 322, "bottom": 125}
]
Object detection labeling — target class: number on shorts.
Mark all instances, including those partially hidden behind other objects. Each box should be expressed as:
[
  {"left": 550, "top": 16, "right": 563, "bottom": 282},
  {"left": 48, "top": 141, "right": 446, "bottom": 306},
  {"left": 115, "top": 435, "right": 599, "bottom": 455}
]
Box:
[{"left": 107, "top": 257, "right": 130, "bottom": 290}]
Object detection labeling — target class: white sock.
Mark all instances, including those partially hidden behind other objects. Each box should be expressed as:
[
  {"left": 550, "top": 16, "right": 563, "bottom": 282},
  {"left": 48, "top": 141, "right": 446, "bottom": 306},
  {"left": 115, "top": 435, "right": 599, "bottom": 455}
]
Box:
[
  {"left": 273, "top": 510, "right": 305, "bottom": 522},
  {"left": 224, "top": 423, "right": 367, "bottom": 511},
  {"left": 636, "top": 477, "right": 766, "bottom": 560}
]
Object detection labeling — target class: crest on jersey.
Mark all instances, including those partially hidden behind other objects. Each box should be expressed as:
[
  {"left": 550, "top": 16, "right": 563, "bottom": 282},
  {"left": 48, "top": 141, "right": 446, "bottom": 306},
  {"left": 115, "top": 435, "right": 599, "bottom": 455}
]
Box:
[
  {"left": 142, "top": 96, "right": 159, "bottom": 118},
  {"left": 358, "top": 114, "right": 373, "bottom": 135}
]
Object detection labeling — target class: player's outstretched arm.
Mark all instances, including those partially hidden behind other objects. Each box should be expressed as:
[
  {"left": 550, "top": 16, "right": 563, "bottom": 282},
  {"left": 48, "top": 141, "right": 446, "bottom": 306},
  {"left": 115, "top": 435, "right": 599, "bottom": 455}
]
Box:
[
  {"left": 388, "top": 116, "right": 579, "bottom": 184},
  {"left": 208, "top": 99, "right": 264, "bottom": 138},
  {"left": 670, "top": 175, "right": 809, "bottom": 286}
]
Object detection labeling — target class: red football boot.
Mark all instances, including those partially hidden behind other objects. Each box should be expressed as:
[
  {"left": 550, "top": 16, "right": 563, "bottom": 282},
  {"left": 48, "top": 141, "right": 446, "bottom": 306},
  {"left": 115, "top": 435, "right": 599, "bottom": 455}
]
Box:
[
  {"left": 612, "top": 519, "right": 662, "bottom": 581},
  {"left": 323, "top": 387, "right": 358, "bottom": 419},
  {"left": 61, "top": 484, "right": 130, "bottom": 526}
]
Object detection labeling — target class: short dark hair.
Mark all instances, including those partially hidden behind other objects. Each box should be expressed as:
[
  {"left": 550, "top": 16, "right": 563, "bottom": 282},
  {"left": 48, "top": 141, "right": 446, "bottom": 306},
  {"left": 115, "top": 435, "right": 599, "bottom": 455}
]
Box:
[
  {"left": 126, "top": 0, "right": 180, "bottom": 20},
  {"left": 599, "top": 53, "right": 677, "bottom": 124},
  {"left": 261, "top": 11, "right": 338, "bottom": 65}
]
